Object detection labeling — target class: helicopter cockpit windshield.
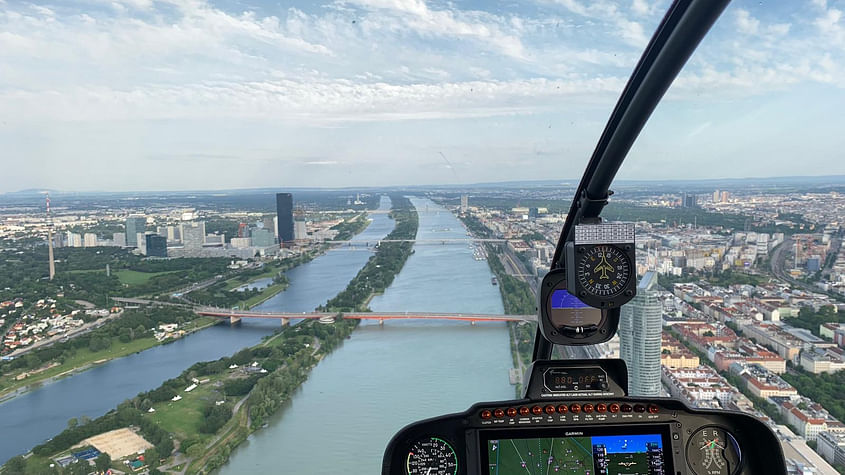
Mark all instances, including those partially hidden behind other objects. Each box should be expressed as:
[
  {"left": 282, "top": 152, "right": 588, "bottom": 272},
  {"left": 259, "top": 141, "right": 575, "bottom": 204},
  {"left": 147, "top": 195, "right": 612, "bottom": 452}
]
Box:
[{"left": 383, "top": 1, "right": 788, "bottom": 473}]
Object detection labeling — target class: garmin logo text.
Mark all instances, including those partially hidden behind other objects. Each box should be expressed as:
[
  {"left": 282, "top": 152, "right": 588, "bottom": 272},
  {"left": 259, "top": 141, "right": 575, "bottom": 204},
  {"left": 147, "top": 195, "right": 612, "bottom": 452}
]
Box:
[{"left": 564, "top": 431, "right": 584, "bottom": 436}]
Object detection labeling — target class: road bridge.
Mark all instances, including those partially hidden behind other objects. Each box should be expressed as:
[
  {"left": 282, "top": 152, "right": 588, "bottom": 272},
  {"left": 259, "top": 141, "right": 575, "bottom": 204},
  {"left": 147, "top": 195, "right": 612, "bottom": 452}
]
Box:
[
  {"left": 194, "top": 308, "right": 536, "bottom": 325},
  {"left": 326, "top": 238, "right": 507, "bottom": 244}
]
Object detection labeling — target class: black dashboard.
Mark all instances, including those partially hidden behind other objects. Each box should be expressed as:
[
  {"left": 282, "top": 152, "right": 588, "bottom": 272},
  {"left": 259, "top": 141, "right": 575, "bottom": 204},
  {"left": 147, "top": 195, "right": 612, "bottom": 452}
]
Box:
[{"left": 382, "top": 360, "right": 787, "bottom": 475}]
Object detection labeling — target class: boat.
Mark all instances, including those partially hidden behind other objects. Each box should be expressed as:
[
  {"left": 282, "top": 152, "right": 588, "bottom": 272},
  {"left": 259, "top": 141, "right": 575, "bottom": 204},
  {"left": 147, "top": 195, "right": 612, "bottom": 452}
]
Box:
[{"left": 491, "top": 276, "right": 498, "bottom": 286}]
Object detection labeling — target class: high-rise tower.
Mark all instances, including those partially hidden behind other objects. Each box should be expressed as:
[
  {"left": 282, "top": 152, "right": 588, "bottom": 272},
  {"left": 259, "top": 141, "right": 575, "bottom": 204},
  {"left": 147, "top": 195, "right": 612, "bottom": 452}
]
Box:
[
  {"left": 620, "top": 271, "right": 662, "bottom": 397},
  {"left": 125, "top": 215, "right": 147, "bottom": 247},
  {"left": 46, "top": 194, "right": 55, "bottom": 280},
  {"left": 276, "top": 193, "right": 294, "bottom": 244}
]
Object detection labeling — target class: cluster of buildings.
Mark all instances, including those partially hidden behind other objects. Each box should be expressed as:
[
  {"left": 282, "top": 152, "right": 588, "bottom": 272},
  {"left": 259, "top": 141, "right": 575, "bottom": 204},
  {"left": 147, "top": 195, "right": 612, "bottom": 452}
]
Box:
[
  {"left": 153, "top": 323, "right": 185, "bottom": 342},
  {"left": 35, "top": 192, "right": 363, "bottom": 261},
  {"left": 1, "top": 298, "right": 116, "bottom": 356}
]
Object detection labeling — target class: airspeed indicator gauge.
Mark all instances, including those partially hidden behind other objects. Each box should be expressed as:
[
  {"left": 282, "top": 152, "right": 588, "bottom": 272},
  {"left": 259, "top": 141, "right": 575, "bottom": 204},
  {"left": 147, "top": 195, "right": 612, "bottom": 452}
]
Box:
[
  {"left": 565, "top": 223, "right": 637, "bottom": 308},
  {"left": 406, "top": 437, "right": 458, "bottom": 475}
]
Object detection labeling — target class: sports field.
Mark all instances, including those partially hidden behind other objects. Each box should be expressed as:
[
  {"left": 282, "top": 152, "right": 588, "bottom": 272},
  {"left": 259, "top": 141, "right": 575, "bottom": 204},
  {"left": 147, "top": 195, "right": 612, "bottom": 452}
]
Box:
[{"left": 83, "top": 427, "right": 153, "bottom": 459}]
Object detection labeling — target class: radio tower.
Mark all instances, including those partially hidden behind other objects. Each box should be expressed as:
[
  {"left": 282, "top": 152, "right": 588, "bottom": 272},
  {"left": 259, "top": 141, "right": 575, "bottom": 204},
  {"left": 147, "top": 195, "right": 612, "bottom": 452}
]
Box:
[{"left": 46, "top": 194, "right": 56, "bottom": 280}]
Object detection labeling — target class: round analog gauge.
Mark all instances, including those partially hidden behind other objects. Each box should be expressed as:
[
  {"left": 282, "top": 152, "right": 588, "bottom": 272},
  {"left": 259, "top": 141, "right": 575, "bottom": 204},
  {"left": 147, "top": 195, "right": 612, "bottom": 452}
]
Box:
[
  {"left": 406, "top": 437, "right": 458, "bottom": 475},
  {"left": 576, "top": 245, "right": 632, "bottom": 298},
  {"left": 686, "top": 427, "right": 742, "bottom": 475}
]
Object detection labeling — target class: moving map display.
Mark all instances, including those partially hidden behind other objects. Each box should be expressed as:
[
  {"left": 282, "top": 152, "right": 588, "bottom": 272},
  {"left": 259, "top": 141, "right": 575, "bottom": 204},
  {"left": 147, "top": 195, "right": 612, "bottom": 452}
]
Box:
[{"left": 484, "top": 431, "right": 667, "bottom": 475}]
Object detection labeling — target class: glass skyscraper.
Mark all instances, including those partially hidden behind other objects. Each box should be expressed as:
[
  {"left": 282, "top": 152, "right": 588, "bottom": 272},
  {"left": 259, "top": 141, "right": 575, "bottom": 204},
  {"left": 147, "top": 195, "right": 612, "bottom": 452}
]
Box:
[
  {"left": 276, "top": 193, "right": 294, "bottom": 243},
  {"left": 125, "top": 216, "right": 146, "bottom": 247},
  {"left": 620, "top": 271, "right": 662, "bottom": 397}
]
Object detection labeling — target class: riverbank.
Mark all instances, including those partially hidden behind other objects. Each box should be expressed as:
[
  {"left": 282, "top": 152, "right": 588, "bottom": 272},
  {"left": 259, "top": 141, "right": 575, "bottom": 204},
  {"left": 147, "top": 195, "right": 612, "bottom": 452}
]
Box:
[
  {"left": 458, "top": 214, "right": 537, "bottom": 396},
  {"left": 0, "top": 316, "right": 220, "bottom": 403}
]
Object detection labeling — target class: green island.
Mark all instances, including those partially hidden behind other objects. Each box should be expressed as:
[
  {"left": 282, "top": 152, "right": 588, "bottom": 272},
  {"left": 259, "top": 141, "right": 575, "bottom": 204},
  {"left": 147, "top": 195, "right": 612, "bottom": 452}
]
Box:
[{"left": 0, "top": 200, "right": 418, "bottom": 474}]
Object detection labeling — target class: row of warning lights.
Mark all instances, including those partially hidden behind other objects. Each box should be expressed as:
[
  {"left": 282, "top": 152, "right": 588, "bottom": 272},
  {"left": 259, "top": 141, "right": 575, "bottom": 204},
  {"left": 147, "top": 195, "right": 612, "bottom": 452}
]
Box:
[{"left": 479, "top": 403, "right": 659, "bottom": 420}]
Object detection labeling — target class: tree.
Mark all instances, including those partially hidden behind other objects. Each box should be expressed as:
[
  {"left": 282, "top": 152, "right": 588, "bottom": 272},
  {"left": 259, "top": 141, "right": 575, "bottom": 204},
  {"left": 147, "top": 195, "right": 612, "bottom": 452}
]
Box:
[
  {"left": 95, "top": 453, "right": 112, "bottom": 472},
  {"left": 185, "top": 443, "right": 205, "bottom": 458},
  {"left": 119, "top": 327, "right": 132, "bottom": 343},
  {"left": 156, "top": 438, "right": 174, "bottom": 458},
  {"left": 5, "top": 455, "right": 27, "bottom": 474},
  {"left": 67, "top": 417, "right": 78, "bottom": 428},
  {"left": 145, "top": 448, "right": 160, "bottom": 468}
]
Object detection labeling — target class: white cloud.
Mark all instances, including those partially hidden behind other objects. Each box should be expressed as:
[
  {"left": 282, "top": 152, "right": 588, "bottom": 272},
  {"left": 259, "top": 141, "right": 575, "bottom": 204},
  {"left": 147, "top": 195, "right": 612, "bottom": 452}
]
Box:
[
  {"left": 341, "top": 0, "right": 527, "bottom": 59},
  {"left": 735, "top": 9, "right": 760, "bottom": 35},
  {"left": 0, "top": 76, "right": 627, "bottom": 122}
]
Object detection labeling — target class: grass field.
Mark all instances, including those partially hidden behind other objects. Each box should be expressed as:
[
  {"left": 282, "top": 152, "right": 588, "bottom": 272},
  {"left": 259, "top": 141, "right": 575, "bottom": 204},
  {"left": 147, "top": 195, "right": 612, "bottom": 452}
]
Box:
[
  {"left": 116, "top": 269, "right": 180, "bottom": 286},
  {"left": 148, "top": 380, "right": 223, "bottom": 440}
]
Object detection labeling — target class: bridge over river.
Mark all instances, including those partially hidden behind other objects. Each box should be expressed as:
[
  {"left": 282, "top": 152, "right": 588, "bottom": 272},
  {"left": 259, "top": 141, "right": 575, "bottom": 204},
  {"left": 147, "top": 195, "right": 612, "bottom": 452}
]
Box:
[{"left": 194, "top": 308, "right": 536, "bottom": 325}]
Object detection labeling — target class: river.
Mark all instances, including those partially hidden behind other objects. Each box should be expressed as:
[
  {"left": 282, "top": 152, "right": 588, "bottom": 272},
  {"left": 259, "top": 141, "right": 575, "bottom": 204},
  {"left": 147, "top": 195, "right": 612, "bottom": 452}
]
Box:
[
  {"left": 0, "top": 197, "right": 396, "bottom": 465},
  {"left": 219, "top": 197, "right": 513, "bottom": 474}
]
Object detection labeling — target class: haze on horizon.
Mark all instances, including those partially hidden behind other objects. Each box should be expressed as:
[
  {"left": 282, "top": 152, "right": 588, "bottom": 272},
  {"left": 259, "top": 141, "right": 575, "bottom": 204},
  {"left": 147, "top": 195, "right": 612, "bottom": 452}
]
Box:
[{"left": 2, "top": 0, "right": 845, "bottom": 193}]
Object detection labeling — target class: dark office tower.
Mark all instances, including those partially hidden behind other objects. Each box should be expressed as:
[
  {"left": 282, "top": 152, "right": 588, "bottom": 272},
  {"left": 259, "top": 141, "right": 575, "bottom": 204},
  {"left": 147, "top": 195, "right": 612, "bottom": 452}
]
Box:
[
  {"left": 145, "top": 234, "right": 167, "bottom": 257},
  {"left": 276, "top": 193, "right": 295, "bottom": 243}
]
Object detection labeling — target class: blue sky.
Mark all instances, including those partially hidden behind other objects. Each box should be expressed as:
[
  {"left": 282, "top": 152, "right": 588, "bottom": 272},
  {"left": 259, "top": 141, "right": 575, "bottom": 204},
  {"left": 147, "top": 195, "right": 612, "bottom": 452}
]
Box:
[{"left": 1, "top": 0, "right": 844, "bottom": 191}]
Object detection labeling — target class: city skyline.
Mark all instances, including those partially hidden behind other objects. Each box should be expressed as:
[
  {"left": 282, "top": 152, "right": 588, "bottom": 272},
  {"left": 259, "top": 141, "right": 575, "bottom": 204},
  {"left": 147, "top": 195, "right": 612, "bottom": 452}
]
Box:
[
  {"left": 4, "top": 172, "right": 845, "bottom": 196},
  {"left": 2, "top": 1, "right": 845, "bottom": 191}
]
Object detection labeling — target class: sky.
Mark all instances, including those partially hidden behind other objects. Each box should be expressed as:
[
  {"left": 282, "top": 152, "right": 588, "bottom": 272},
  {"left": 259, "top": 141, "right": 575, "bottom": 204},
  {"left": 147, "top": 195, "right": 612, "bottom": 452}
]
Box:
[{"left": 1, "top": 0, "right": 845, "bottom": 192}]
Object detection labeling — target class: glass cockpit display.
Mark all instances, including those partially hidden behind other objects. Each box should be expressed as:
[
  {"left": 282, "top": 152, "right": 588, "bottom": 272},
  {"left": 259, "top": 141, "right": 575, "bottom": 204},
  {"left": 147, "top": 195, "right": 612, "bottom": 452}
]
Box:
[
  {"left": 548, "top": 289, "right": 603, "bottom": 328},
  {"left": 483, "top": 430, "right": 668, "bottom": 475}
]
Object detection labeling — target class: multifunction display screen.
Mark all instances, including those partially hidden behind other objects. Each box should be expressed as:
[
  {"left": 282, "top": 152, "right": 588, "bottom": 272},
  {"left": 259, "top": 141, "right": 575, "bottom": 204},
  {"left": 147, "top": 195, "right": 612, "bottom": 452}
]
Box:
[
  {"left": 483, "top": 428, "right": 670, "bottom": 475},
  {"left": 548, "top": 289, "right": 602, "bottom": 328}
]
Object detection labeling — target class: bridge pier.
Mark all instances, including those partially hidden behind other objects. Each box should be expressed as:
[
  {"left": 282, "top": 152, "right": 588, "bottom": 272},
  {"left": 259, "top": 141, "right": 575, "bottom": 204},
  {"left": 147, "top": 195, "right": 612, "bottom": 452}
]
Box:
[
  {"left": 280, "top": 317, "right": 289, "bottom": 326},
  {"left": 379, "top": 319, "right": 384, "bottom": 326},
  {"left": 229, "top": 316, "right": 241, "bottom": 326}
]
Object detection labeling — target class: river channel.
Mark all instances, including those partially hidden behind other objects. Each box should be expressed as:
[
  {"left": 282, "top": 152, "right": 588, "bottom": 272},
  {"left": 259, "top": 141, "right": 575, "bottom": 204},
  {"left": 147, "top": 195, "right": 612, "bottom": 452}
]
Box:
[
  {"left": 0, "top": 197, "right": 396, "bottom": 465},
  {"left": 219, "top": 197, "right": 513, "bottom": 474}
]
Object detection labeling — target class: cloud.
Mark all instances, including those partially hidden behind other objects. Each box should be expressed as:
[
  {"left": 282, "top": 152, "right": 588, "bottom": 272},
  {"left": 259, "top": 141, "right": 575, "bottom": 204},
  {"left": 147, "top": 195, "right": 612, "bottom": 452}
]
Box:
[
  {"left": 340, "top": 0, "right": 527, "bottom": 59},
  {"left": 0, "top": 76, "right": 627, "bottom": 122}
]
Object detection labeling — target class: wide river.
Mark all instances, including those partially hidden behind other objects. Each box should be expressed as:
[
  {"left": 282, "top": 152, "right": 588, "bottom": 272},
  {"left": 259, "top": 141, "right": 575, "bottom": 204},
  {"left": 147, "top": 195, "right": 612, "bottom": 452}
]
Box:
[
  {"left": 0, "top": 196, "right": 514, "bottom": 472},
  {"left": 219, "top": 197, "right": 512, "bottom": 473}
]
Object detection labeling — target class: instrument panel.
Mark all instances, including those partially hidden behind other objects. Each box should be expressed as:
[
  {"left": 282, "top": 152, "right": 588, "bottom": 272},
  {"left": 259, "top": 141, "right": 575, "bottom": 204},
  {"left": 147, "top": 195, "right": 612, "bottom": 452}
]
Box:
[
  {"left": 383, "top": 360, "right": 785, "bottom": 475},
  {"left": 382, "top": 396, "right": 783, "bottom": 475}
]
